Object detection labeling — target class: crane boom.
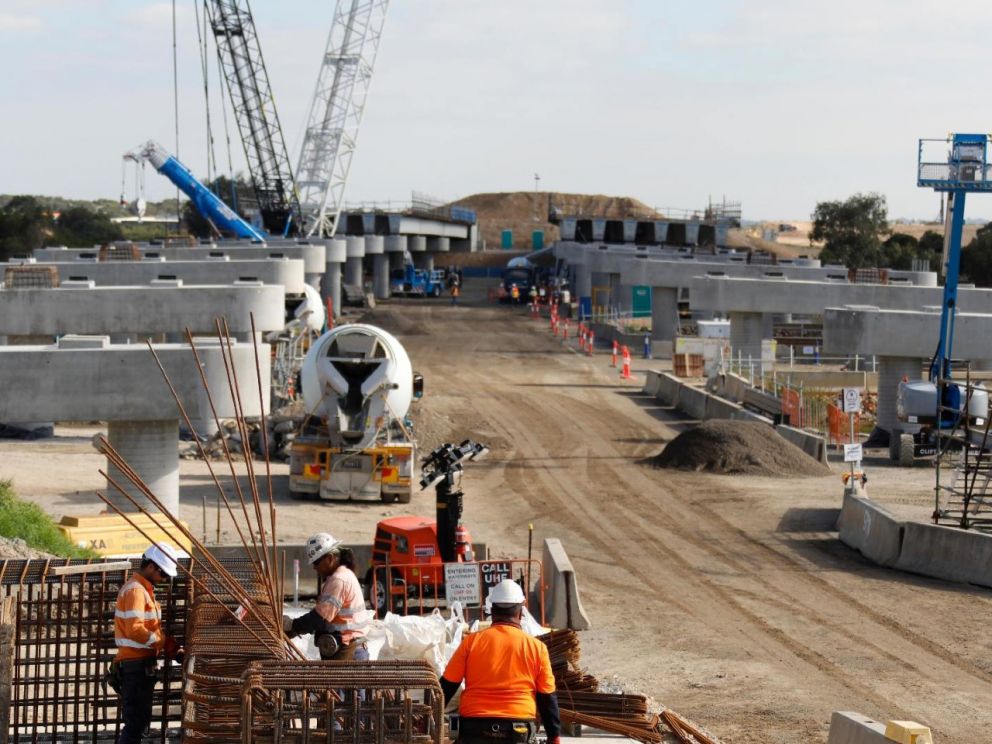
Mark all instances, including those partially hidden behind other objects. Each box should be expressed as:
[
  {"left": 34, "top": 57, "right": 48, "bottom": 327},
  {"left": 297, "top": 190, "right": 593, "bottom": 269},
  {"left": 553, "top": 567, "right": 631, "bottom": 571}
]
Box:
[
  {"left": 206, "top": 0, "right": 301, "bottom": 235},
  {"left": 125, "top": 140, "right": 265, "bottom": 241},
  {"left": 296, "top": 0, "right": 390, "bottom": 237}
]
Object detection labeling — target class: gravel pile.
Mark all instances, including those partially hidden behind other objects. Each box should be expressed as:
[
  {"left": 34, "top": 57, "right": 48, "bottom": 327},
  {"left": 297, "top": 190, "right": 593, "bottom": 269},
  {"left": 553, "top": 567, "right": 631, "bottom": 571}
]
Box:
[
  {"left": 649, "top": 420, "right": 830, "bottom": 477},
  {"left": 0, "top": 536, "right": 55, "bottom": 559}
]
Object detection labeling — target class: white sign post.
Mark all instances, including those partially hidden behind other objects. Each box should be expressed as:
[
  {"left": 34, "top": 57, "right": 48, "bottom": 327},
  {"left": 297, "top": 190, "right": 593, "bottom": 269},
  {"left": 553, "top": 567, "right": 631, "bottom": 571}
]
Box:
[
  {"left": 841, "top": 388, "right": 864, "bottom": 487},
  {"left": 444, "top": 563, "right": 481, "bottom": 606}
]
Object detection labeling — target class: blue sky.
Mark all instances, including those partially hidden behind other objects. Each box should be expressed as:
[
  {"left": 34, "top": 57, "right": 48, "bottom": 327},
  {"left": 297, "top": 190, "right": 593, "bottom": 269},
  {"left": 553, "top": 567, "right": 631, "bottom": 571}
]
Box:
[{"left": 3, "top": 0, "right": 992, "bottom": 221}]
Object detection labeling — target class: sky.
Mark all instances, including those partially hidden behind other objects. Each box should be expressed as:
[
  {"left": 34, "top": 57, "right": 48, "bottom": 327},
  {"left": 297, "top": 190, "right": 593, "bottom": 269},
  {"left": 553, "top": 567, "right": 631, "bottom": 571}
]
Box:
[{"left": 4, "top": 0, "right": 992, "bottom": 221}]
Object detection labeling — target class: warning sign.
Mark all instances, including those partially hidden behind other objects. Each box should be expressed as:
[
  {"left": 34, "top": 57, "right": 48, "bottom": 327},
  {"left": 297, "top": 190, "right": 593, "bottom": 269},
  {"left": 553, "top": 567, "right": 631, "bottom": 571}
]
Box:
[
  {"left": 479, "top": 560, "right": 513, "bottom": 598},
  {"left": 444, "top": 563, "right": 480, "bottom": 605}
]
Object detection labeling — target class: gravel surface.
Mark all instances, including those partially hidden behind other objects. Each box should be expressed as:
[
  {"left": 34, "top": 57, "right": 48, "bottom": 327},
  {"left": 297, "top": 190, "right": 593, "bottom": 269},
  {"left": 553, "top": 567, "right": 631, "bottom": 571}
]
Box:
[{"left": 650, "top": 419, "right": 831, "bottom": 477}]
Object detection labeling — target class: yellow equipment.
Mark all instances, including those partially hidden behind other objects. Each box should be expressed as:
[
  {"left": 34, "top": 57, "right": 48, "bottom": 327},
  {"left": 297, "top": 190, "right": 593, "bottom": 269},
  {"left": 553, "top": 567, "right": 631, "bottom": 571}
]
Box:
[
  {"left": 58, "top": 513, "right": 191, "bottom": 556},
  {"left": 884, "top": 721, "right": 933, "bottom": 744}
]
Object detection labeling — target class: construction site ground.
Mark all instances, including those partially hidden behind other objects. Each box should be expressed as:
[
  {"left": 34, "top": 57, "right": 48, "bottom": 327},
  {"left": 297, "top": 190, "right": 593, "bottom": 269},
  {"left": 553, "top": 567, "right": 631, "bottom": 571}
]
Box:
[{"left": 2, "top": 283, "right": 992, "bottom": 743}]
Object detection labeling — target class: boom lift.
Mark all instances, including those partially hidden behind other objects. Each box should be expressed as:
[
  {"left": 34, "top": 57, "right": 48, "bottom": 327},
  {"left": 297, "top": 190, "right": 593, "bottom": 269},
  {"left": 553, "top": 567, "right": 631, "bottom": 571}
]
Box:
[{"left": 894, "top": 134, "right": 992, "bottom": 465}]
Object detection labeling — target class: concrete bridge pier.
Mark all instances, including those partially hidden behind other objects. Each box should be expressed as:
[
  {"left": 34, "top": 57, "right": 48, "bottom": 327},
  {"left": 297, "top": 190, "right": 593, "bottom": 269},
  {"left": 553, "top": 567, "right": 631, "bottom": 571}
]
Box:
[
  {"left": 414, "top": 252, "right": 434, "bottom": 271},
  {"left": 344, "top": 236, "right": 365, "bottom": 287},
  {"left": 386, "top": 236, "right": 407, "bottom": 274},
  {"left": 729, "top": 311, "right": 771, "bottom": 373},
  {"left": 651, "top": 287, "right": 679, "bottom": 351},
  {"left": 575, "top": 264, "right": 592, "bottom": 309},
  {"left": 320, "top": 238, "right": 346, "bottom": 319},
  {"left": 365, "top": 236, "right": 389, "bottom": 300},
  {"left": 105, "top": 419, "right": 179, "bottom": 515}
]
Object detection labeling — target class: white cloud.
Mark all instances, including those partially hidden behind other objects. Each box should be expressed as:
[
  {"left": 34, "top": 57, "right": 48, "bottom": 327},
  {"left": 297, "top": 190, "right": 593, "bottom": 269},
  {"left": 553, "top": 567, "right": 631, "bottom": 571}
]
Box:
[{"left": 0, "top": 14, "right": 41, "bottom": 31}]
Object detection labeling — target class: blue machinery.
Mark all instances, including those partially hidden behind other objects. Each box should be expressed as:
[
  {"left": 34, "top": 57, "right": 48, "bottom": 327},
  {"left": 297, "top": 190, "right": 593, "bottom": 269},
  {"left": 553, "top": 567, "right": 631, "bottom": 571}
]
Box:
[
  {"left": 123, "top": 140, "right": 266, "bottom": 242},
  {"left": 894, "top": 134, "right": 992, "bottom": 463}
]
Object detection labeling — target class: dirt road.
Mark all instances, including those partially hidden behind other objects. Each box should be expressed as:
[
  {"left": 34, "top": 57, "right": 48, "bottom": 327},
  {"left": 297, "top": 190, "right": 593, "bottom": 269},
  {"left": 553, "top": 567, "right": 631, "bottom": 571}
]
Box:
[{"left": 3, "top": 289, "right": 992, "bottom": 742}]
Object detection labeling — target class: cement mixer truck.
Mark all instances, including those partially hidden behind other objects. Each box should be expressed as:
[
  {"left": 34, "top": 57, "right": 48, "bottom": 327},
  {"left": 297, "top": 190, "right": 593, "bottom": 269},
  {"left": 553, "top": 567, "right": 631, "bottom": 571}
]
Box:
[{"left": 288, "top": 324, "right": 423, "bottom": 502}]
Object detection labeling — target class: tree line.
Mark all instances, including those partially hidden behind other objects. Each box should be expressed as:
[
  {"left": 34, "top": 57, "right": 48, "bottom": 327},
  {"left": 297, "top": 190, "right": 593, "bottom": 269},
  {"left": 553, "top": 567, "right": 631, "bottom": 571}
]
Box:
[{"left": 810, "top": 192, "right": 992, "bottom": 284}]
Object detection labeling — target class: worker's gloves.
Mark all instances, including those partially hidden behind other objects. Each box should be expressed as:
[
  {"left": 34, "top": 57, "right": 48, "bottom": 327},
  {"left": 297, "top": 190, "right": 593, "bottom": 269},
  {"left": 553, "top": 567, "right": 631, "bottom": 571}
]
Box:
[
  {"left": 164, "top": 635, "right": 185, "bottom": 665},
  {"left": 548, "top": 737, "right": 561, "bottom": 744},
  {"left": 282, "top": 615, "right": 296, "bottom": 636}
]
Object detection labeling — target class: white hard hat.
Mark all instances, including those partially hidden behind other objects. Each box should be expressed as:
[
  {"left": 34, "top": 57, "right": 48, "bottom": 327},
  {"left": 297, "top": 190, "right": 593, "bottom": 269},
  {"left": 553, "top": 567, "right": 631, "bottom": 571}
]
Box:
[
  {"left": 306, "top": 532, "right": 342, "bottom": 565},
  {"left": 488, "top": 578, "right": 525, "bottom": 606},
  {"left": 143, "top": 543, "right": 179, "bottom": 578}
]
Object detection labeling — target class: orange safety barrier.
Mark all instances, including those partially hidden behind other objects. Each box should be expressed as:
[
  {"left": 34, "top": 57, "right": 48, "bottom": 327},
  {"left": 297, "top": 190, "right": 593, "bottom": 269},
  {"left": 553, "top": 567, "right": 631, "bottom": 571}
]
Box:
[
  {"left": 827, "top": 402, "right": 860, "bottom": 445},
  {"left": 781, "top": 387, "right": 803, "bottom": 428},
  {"left": 369, "top": 558, "right": 545, "bottom": 625}
]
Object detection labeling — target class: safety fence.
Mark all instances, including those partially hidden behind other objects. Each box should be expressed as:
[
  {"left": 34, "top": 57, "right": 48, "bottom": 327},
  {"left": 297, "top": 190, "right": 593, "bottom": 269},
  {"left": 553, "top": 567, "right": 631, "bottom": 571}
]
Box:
[
  {"left": 0, "top": 558, "right": 188, "bottom": 744},
  {"left": 370, "top": 558, "right": 544, "bottom": 625}
]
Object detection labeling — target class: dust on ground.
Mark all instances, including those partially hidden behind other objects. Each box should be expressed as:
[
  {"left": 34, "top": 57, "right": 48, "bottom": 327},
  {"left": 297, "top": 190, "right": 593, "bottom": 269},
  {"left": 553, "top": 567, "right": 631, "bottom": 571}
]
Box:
[{"left": 649, "top": 419, "right": 831, "bottom": 477}]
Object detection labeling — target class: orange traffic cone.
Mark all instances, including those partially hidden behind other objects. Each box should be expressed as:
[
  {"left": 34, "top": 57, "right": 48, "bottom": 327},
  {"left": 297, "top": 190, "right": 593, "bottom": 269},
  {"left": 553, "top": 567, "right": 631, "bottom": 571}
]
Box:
[
  {"left": 621, "top": 345, "right": 632, "bottom": 379},
  {"left": 611, "top": 340, "right": 618, "bottom": 368},
  {"left": 586, "top": 329, "right": 594, "bottom": 356}
]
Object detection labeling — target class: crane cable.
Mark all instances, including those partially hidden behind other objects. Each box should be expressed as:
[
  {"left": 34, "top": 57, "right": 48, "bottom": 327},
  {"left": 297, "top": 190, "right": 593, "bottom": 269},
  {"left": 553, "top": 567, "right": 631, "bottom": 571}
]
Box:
[
  {"left": 172, "top": 0, "right": 181, "bottom": 231},
  {"left": 193, "top": 0, "right": 217, "bottom": 185}
]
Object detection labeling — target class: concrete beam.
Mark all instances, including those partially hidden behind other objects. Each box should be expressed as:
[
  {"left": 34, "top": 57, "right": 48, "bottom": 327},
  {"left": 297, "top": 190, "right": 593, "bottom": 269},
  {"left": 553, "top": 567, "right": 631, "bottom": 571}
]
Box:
[
  {"left": 823, "top": 306, "right": 992, "bottom": 358},
  {"left": 33, "top": 242, "right": 327, "bottom": 276},
  {"left": 5, "top": 258, "right": 306, "bottom": 293},
  {"left": 691, "top": 276, "right": 992, "bottom": 315},
  {"left": 0, "top": 285, "right": 285, "bottom": 336},
  {"left": 396, "top": 216, "right": 470, "bottom": 239}
]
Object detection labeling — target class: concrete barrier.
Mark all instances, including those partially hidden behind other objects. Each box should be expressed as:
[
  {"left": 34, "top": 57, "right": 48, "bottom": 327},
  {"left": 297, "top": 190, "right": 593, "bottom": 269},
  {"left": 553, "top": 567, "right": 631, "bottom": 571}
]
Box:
[
  {"left": 655, "top": 373, "right": 681, "bottom": 407},
  {"left": 895, "top": 521, "right": 992, "bottom": 588},
  {"left": 704, "top": 393, "right": 747, "bottom": 421},
  {"left": 742, "top": 387, "right": 782, "bottom": 418},
  {"left": 679, "top": 385, "right": 708, "bottom": 420},
  {"left": 827, "top": 712, "right": 891, "bottom": 744},
  {"left": 641, "top": 370, "right": 663, "bottom": 397},
  {"left": 836, "top": 493, "right": 904, "bottom": 567},
  {"left": 541, "top": 538, "right": 591, "bottom": 630},
  {"left": 776, "top": 424, "right": 828, "bottom": 464}
]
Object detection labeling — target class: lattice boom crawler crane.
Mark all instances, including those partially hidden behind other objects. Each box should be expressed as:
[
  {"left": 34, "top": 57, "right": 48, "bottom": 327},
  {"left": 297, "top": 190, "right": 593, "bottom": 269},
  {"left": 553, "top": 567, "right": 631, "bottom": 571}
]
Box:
[
  {"left": 893, "top": 134, "right": 992, "bottom": 465},
  {"left": 289, "top": 324, "right": 423, "bottom": 502}
]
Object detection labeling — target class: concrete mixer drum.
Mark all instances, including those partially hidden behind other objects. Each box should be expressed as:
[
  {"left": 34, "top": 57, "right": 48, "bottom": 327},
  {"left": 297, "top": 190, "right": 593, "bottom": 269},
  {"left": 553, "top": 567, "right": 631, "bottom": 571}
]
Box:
[{"left": 291, "top": 324, "right": 418, "bottom": 503}]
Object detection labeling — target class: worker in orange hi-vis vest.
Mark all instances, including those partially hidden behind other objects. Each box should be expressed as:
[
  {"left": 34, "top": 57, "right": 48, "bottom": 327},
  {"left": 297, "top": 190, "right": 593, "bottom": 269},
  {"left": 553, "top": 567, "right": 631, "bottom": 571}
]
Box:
[
  {"left": 441, "top": 579, "right": 561, "bottom": 744},
  {"left": 110, "top": 543, "right": 183, "bottom": 744}
]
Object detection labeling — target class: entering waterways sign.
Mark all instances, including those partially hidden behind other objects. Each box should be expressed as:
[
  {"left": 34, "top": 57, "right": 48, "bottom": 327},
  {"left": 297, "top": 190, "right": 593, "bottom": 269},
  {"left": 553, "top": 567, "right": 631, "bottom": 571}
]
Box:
[{"left": 445, "top": 563, "right": 481, "bottom": 605}]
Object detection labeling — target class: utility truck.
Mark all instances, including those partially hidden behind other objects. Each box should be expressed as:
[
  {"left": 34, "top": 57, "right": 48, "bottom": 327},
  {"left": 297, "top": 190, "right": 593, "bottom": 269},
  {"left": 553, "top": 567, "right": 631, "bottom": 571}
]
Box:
[
  {"left": 389, "top": 264, "right": 446, "bottom": 297},
  {"left": 288, "top": 324, "right": 423, "bottom": 502}
]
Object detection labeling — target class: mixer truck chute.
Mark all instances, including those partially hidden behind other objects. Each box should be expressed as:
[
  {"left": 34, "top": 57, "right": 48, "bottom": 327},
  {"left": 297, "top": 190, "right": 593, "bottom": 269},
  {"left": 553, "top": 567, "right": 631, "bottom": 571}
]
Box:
[{"left": 289, "top": 324, "right": 422, "bottom": 502}]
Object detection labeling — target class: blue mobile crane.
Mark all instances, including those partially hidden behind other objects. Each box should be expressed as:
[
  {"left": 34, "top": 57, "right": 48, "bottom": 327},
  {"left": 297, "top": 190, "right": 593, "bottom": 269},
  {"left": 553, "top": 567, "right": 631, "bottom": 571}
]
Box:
[
  {"left": 893, "top": 134, "right": 991, "bottom": 464},
  {"left": 123, "top": 140, "right": 266, "bottom": 242}
]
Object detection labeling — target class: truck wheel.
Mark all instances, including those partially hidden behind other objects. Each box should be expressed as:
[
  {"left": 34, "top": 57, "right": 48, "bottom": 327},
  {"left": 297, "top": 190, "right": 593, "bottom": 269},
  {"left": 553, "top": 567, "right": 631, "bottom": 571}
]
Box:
[
  {"left": 394, "top": 489, "right": 412, "bottom": 504},
  {"left": 373, "top": 569, "right": 406, "bottom": 616},
  {"left": 899, "top": 433, "right": 915, "bottom": 467},
  {"left": 888, "top": 429, "right": 902, "bottom": 462}
]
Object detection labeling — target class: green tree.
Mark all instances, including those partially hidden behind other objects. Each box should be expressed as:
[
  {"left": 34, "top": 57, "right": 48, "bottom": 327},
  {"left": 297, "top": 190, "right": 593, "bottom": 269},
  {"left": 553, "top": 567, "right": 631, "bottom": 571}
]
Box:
[
  {"left": 0, "top": 196, "right": 50, "bottom": 260},
  {"left": 181, "top": 175, "right": 257, "bottom": 238},
  {"left": 961, "top": 223, "right": 992, "bottom": 286},
  {"left": 918, "top": 229, "right": 944, "bottom": 255},
  {"left": 52, "top": 206, "right": 123, "bottom": 247},
  {"left": 810, "top": 192, "right": 889, "bottom": 269}
]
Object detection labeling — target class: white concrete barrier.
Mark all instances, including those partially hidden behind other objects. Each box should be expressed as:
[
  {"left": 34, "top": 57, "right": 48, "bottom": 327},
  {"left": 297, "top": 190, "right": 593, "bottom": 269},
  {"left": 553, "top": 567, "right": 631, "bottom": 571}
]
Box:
[
  {"left": 541, "top": 538, "right": 591, "bottom": 630},
  {"left": 895, "top": 521, "right": 992, "bottom": 588},
  {"left": 776, "top": 424, "right": 828, "bottom": 464},
  {"left": 836, "top": 493, "right": 904, "bottom": 567},
  {"left": 827, "top": 712, "right": 891, "bottom": 744},
  {"left": 641, "top": 370, "right": 663, "bottom": 397},
  {"left": 679, "top": 385, "right": 708, "bottom": 420}
]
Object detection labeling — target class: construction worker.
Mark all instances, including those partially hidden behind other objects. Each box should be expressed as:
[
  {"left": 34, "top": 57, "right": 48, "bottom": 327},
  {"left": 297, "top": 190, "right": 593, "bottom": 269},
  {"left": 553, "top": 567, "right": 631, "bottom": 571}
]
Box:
[
  {"left": 283, "top": 532, "right": 371, "bottom": 660},
  {"left": 111, "top": 543, "right": 182, "bottom": 744},
  {"left": 441, "top": 579, "right": 561, "bottom": 744},
  {"left": 510, "top": 283, "right": 520, "bottom": 302}
]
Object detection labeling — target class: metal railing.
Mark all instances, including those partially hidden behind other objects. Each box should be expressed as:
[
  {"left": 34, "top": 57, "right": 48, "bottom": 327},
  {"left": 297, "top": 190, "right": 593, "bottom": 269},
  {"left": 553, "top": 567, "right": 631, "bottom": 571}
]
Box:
[{"left": 371, "top": 558, "right": 544, "bottom": 625}]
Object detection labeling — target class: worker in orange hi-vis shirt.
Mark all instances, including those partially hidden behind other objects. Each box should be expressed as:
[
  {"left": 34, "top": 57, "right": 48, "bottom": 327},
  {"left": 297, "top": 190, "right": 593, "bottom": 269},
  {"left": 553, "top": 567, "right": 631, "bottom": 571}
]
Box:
[
  {"left": 441, "top": 579, "right": 561, "bottom": 744},
  {"left": 110, "top": 543, "right": 183, "bottom": 744}
]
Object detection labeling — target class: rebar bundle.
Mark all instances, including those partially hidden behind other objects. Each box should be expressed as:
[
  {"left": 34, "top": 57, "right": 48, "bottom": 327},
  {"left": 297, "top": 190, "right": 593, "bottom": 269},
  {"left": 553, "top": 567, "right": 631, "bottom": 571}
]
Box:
[
  {"left": 240, "top": 660, "right": 444, "bottom": 744},
  {"left": 539, "top": 629, "right": 722, "bottom": 744}
]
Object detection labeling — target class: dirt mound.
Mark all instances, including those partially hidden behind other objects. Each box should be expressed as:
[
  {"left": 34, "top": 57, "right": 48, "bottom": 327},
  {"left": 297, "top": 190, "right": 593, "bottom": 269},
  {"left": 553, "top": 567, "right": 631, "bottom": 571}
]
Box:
[
  {"left": 451, "top": 191, "right": 659, "bottom": 251},
  {"left": 0, "top": 536, "right": 55, "bottom": 559},
  {"left": 649, "top": 420, "right": 830, "bottom": 477}
]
